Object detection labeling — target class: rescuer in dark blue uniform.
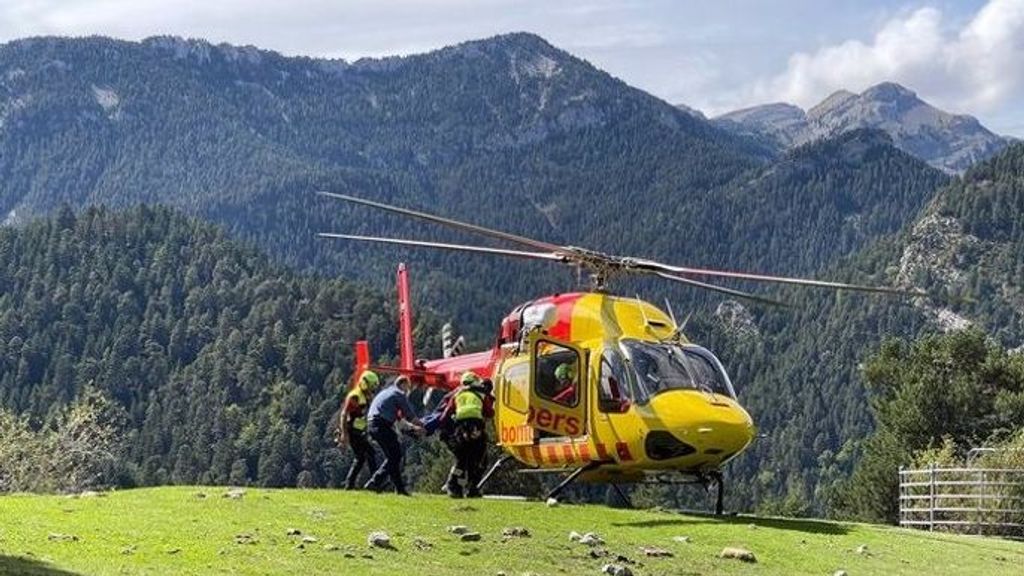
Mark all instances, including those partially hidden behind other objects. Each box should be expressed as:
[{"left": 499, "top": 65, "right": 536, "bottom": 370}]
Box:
[{"left": 364, "top": 376, "right": 424, "bottom": 495}]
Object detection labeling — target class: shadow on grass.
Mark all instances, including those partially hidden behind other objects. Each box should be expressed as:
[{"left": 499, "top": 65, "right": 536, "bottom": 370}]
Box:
[
  {"left": 0, "top": 555, "right": 81, "bottom": 576},
  {"left": 612, "top": 514, "right": 850, "bottom": 535}
]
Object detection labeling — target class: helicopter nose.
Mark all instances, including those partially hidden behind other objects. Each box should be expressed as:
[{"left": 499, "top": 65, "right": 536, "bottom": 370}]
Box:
[{"left": 644, "top": 391, "right": 755, "bottom": 462}]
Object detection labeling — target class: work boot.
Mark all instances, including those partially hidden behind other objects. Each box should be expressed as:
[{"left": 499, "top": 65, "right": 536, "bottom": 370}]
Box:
[
  {"left": 444, "top": 466, "right": 465, "bottom": 498},
  {"left": 444, "top": 482, "right": 464, "bottom": 499},
  {"left": 466, "top": 487, "right": 482, "bottom": 499}
]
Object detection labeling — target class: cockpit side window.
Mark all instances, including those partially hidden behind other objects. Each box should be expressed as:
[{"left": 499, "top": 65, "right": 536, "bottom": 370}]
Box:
[
  {"left": 534, "top": 344, "right": 581, "bottom": 408},
  {"left": 598, "top": 346, "right": 632, "bottom": 413}
]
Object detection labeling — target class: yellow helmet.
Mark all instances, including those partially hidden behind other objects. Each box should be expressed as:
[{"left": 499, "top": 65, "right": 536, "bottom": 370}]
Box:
[
  {"left": 359, "top": 370, "right": 380, "bottom": 392},
  {"left": 460, "top": 371, "right": 481, "bottom": 386},
  {"left": 555, "top": 363, "right": 575, "bottom": 381}
]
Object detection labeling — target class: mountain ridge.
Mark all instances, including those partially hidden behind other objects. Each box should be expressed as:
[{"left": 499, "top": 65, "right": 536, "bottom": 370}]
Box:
[{"left": 713, "top": 82, "right": 1010, "bottom": 173}]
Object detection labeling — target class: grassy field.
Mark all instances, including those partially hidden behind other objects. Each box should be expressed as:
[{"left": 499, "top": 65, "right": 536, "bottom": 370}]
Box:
[{"left": 1, "top": 487, "right": 1022, "bottom": 575}]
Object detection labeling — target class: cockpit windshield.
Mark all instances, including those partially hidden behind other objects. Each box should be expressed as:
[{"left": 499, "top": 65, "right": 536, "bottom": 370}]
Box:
[{"left": 620, "top": 340, "right": 736, "bottom": 402}]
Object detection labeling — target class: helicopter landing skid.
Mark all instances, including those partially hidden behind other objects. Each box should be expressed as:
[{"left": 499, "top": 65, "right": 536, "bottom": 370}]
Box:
[
  {"left": 477, "top": 454, "right": 515, "bottom": 491},
  {"left": 546, "top": 461, "right": 603, "bottom": 501},
  {"left": 711, "top": 471, "right": 724, "bottom": 516},
  {"left": 641, "top": 470, "right": 725, "bottom": 515}
]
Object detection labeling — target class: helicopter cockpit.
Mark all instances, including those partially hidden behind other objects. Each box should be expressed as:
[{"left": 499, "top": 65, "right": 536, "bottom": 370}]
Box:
[{"left": 600, "top": 341, "right": 737, "bottom": 409}]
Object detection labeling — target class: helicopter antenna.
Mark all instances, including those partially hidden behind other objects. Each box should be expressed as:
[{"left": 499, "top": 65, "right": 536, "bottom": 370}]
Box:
[
  {"left": 664, "top": 298, "right": 678, "bottom": 326},
  {"left": 662, "top": 311, "right": 693, "bottom": 343},
  {"left": 635, "top": 294, "right": 652, "bottom": 327},
  {"left": 318, "top": 193, "right": 926, "bottom": 305}
]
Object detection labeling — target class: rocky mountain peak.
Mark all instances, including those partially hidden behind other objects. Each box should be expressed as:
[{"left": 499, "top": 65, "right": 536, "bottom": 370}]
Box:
[
  {"left": 714, "top": 102, "right": 809, "bottom": 148},
  {"left": 715, "top": 82, "right": 1009, "bottom": 173},
  {"left": 861, "top": 81, "right": 917, "bottom": 102},
  {"left": 424, "top": 32, "right": 565, "bottom": 64},
  {"left": 808, "top": 89, "right": 856, "bottom": 119},
  {"left": 720, "top": 102, "right": 804, "bottom": 125}
]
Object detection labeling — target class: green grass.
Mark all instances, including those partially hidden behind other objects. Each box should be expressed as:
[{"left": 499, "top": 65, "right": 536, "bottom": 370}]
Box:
[{"left": 1, "top": 487, "right": 1022, "bottom": 575}]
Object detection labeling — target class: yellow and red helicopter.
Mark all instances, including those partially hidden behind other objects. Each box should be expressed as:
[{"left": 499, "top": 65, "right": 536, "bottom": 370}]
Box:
[{"left": 318, "top": 192, "right": 921, "bottom": 512}]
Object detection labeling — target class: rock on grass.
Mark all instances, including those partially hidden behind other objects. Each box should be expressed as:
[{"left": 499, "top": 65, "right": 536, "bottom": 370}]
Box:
[
  {"left": 367, "top": 531, "right": 393, "bottom": 549},
  {"left": 719, "top": 547, "right": 757, "bottom": 563},
  {"left": 601, "top": 564, "right": 634, "bottom": 576}
]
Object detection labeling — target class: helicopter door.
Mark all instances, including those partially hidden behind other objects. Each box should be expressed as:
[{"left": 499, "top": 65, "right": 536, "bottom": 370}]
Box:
[{"left": 528, "top": 335, "right": 588, "bottom": 438}]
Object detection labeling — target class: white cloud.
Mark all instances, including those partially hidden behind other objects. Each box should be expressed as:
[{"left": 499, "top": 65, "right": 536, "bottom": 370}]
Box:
[{"left": 748, "top": 0, "right": 1024, "bottom": 119}]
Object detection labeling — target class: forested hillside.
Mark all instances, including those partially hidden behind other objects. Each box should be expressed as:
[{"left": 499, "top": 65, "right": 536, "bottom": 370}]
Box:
[
  {"left": 706, "top": 143, "right": 1024, "bottom": 515},
  {"left": 0, "top": 34, "right": 953, "bottom": 327},
  {"left": 0, "top": 206, "right": 436, "bottom": 487},
  {"left": 685, "top": 129, "right": 948, "bottom": 274},
  {"left": 0, "top": 33, "right": 769, "bottom": 331}
]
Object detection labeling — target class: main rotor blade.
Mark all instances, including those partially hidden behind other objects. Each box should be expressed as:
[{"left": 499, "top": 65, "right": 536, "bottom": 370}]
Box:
[
  {"left": 653, "top": 272, "right": 788, "bottom": 307},
  {"left": 318, "top": 192, "right": 565, "bottom": 254},
  {"left": 318, "top": 233, "right": 566, "bottom": 263},
  {"left": 635, "top": 259, "right": 925, "bottom": 297}
]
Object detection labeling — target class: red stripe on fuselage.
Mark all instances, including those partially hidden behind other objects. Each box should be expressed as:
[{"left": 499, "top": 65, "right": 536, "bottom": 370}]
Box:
[
  {"left": 578, "top": 443, "right": 591, "bottom": 462},
  {"left": 616, "top": 442, "right": 633, "bottom": 461},
  {"left": 546, "top": 293, "right": 584, "bottom": 341},
  {"left": 562, "top": 444, "right": 576, "bottom": 464}
]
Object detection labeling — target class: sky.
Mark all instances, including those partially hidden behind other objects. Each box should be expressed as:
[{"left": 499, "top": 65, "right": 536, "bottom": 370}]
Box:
[{"left": 0, "top": 0, "right": 1021, "bottom": 135}]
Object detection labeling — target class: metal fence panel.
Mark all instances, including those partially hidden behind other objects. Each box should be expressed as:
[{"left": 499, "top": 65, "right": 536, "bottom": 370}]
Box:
[{"left": 898, "top": 465, "right": 1024, "bottom": 537}]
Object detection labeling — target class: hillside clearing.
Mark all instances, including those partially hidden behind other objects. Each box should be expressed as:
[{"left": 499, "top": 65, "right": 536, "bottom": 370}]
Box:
[{"left": 0, "top": 487, "right": 1021, "bottom": 575}]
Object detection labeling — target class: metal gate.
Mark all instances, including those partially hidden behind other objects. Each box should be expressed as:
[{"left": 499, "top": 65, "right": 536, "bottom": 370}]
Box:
[{"left": 899, "top": 466, "right": 1024, "bottom": 537}]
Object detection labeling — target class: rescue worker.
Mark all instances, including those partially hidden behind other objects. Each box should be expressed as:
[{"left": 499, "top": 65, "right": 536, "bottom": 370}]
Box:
[
  {"left": 551, "top": 362, "right": 577, "bottom": 405},
  {"left": 364, "top": 375, "right": 425, "bottom": 495},
  {"left": 337, "top": 370, "right": 380, "bottom": 490},
  {"left": 442, "top": 371, "right": 494, "bottom": 498}
]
